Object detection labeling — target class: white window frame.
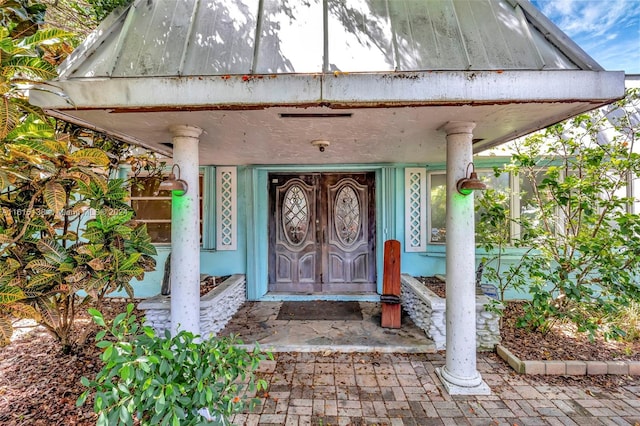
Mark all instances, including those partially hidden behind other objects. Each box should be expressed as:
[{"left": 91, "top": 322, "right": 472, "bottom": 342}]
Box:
[
  {"left": 426, "top": 168, "right": 519, "bottom": 246},
  {"left": 129, "top": 168, "right": 207, "bottom": 246}
]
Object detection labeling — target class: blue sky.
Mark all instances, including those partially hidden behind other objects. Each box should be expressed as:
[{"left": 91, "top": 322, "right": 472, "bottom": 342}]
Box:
[{"left": 531, "top": 0, "right": 640, "bottom": 73}]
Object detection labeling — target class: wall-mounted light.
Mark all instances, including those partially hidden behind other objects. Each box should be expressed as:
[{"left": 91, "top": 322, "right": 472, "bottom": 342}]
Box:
[
  {"left": 456, "top": 162, "right": 486, "bottom": 196},
  {"left": 158, "top": 164, "right": 188, "bottom": 196}
]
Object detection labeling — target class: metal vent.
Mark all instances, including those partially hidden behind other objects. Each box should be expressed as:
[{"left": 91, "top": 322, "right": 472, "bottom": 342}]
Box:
[{"left": 279, "top": 113, "right": 353, "bottom": 119}]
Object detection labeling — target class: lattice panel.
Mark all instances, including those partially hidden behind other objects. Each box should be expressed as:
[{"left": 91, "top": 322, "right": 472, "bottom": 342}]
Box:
[
  {"left": 216, "top": 167, "right": 237, "bottom": 250},
  {"left": 405, "top": 168, "right": 427, "bottom": 252}
]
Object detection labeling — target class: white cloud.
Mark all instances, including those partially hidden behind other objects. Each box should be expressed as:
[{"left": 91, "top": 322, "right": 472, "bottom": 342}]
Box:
[
  {"left": 531, "top": 0, "right": 640, "bottom": 73},
  {"left": 536, "top": 0, "right": 634, "bottom": 37}
]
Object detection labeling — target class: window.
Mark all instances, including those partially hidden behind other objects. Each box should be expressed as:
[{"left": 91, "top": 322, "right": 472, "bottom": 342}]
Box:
[
  {"left": 130, "top": 174, "right": 204, "bottom": 244},
  {"left": 428, "top": 170, "right": 511, "bottom": 244},
  {"left": 428, "top": 173, "right": 447, "bottom": 243}
]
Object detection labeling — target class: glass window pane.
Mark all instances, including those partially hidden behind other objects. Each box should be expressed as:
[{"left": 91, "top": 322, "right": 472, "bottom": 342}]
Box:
[
  {"left": 475, "top": 170, "right": 511, "bottom": 244},
  {"left": 131, "top": 199, "right": 172, "bottom": 221},
  {"left": 131, "top": 177, "right": 169, "bottom": 197},
  {"left": 430, "top": 170, "right": 510, "bottom": 244},
  {"left": 130, "top": 175, "right": 204, "bottom": 244},
  {"left": 145, "top": 223, "right": 172, "bottom": 244},
  {"left": 429, "top": 174, "right": 447, "bottom": 243}
]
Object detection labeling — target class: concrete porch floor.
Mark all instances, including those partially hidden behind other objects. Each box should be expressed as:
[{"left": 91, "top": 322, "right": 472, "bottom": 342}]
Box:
[{"left": 218, "top": 301, "right": 436, "bottom": 353}]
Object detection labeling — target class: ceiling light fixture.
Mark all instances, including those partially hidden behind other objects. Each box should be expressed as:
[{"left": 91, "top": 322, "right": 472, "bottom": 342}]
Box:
[{"left": 311, "top": 140, "right": 330, "bottom": 152}]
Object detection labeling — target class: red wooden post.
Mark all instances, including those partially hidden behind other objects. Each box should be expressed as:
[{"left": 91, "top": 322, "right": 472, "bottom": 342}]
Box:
[{"left": 381, "top": 239, "right": 401, "bottom": 328}]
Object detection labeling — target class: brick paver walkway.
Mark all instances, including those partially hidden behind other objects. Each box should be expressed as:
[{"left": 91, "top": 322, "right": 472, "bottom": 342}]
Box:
[{"left": 232, "top": 352, "right": 640, "bottom": 426}]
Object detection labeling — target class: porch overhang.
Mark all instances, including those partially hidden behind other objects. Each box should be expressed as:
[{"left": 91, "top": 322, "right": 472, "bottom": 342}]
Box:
[{"left": 31, "top": 69, "right": 625, "bottom": 165}]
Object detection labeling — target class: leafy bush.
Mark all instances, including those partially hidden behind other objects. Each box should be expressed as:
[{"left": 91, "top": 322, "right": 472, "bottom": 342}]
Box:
[
  {"left": 477, "top": 89, "right": 640, "bottom": 338},
  {"left": 0, "top": 0, "right": 163, "bottom": 349},
  {"left": 78, "top": 304, "right": 271, "bottom": 426}
]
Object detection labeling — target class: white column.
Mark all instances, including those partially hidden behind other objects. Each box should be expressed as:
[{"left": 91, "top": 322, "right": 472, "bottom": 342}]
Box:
[
  {"left": 169, "top": 124, "right": 202, "bottom": 336},
  {"left": 436, "top": 121, "right": 491, "bottom": 395}
]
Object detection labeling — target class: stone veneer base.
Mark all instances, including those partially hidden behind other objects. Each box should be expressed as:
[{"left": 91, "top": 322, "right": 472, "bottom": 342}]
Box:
[
  {"left": 400, "top": 274, "right": 502, "bottom": 351},
  {"left": 496, "top": 344, "right": 640, "bottom": 376},
  {"left": 138, "top": 274, "right": 246, "bottom": 338}
]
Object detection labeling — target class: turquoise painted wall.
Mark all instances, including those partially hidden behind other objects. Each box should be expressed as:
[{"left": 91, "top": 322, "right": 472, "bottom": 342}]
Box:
[
  {"left": 129, "top": 166, "right": 249, "bottom": 298},
  {"left": 129, "top": 160, "right": 531, "bottom": 300}
]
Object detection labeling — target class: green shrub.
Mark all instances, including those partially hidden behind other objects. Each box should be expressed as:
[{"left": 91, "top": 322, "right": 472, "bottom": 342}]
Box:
[
  {"left": 477, "top": 88, "right": 640, "bottom": 339},
  {"left": 77, "top": 304, "right": 270, "bottom": 426}
]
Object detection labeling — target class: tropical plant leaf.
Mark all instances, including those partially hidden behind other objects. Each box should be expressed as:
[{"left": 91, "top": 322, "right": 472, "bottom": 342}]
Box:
[
  {"left": 108, "top": 210, "right": 133, "bottom": 227},
  {"left": 43, "top": 181, "right": 66, "bottom": 216},
  {"left": 67, "top": 170, "right": 91, "bottom": 189},
  {"left": 8, "top": 275, "right": 26, "bottom": 288},
  {"left": 0, "top": 95, "right": 21, "bottom": 139},
  {"left": 69, "top": 148, "right": 110, "bottom": 167},
  {"left": 8, "top": 302, "right": 40, "bottom": 321},
  {"left": 35, "top": 298, "right": 59, "bottom": 328},
  {"left": 76, "top": 167, "right": 108, "bottom": 194},
  {"left": 85, "top": 275, "right": 110, "bottom": 293},
  {"left": 112, "top": 224, "right": 132, "bottom": 239},
  {"left": 138, "top": 254, "right": 156, "bottom": 272},
  {"left": 0, "top": 233, "right": 14, "bottom": 244},
  {"left": 27, "top": 273, "right": 58, "bottom": 290},
  {"left": 25, "top": 258, "right": 57, "bottom": 273},
  {"left": 8, "top": 98, "right": 46, "bottom": 120},
  {"left": 6, "top": 116, "right": 55, "bottom": 141},
  {"left": 58, "top": 262, "right": 75, "bottom": 273},
  {"left": 87, "top": 258, "right": 105, "bottom": 271},
  {"left": 122, "top": 281, "right": 135, "bottom": 299},
  {"left": 81, "top": 226, "right": 104, "bottom": 243},
  {"left": 36, "top": 238, "right": 67, "bottom": 264},
  {"left": 4, "top": 56, "right": 58, "bottom": 81},
  {"left": 115, "top": 266, "right": 143, "bottom": 281},
  {"left": 65, "top": 269, "right": 88, "bottom": 284},
  {"left": 11, "top": 137, "right": 58, "bottom": 156},
  {"left": 75, "top": 242, "right": 103, "bottom": 256},
  {"left": 0, "top": 35, "right": 13, "bottom": 53},
  {"left": 0, "top": 285, "right": 25, "bottom": 304},
  {"left": 119, "top": 252, "right": 141, "bottom": 271},
  {"left": 6, "top": 143, "right": 40, "bottom": 162},
  {"left": 107, "top": 178, "right": 128, "bottom": 198},
  {"left": 4, "top": 258, "right": 22, "bottom": 274},
  {"left": 0, "top": 315, "right": 12, "bottom": 346},
  {"left": 20, "top": 28, "right": 74, "bottom": 49},
  {"left": 0, "top": 170, "right": 9, "bottom": 190}
]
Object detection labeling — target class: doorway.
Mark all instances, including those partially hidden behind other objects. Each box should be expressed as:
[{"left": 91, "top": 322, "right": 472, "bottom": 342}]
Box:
[{"left": 268, "top": 172, "right": 376, "bottom": 294}]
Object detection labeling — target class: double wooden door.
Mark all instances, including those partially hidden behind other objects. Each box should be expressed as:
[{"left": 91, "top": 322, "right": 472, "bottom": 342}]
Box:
[{"left": 268, "top": 173, "right": 376, "bottom": 293}]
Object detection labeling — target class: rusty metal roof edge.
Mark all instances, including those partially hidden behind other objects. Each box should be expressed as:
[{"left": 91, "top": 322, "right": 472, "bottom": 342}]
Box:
[{"left": 30, "top": 70, "right": 626, "bottom": 111}]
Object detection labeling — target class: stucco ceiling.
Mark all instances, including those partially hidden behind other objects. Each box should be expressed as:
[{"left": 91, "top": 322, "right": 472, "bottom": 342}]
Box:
[{"left": 45, "top": 100, "right": 612, "bottom": 166}]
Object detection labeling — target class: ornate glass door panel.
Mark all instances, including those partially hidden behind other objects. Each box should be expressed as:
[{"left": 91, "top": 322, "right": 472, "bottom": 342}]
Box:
[
  {"left": 322, "top": 174, "right": 376, "bottom": 293},
  {"left": 268, "top": 172, "right": 376, "bottom": 294},
  {"left": 269, "top": 174, "right": 320, "bottom": 293}
]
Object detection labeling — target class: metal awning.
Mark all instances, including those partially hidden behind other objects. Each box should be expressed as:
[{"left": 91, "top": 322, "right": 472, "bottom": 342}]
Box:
[{"left": 30, "top": 0, "right": 626, "bottom": 165}]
